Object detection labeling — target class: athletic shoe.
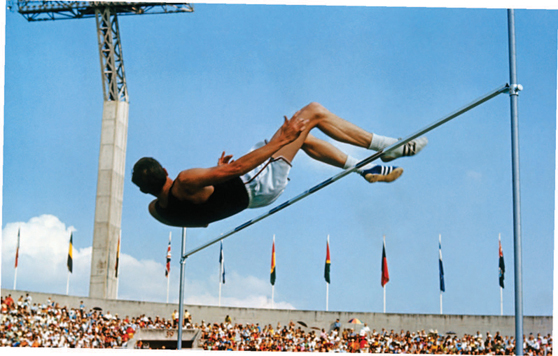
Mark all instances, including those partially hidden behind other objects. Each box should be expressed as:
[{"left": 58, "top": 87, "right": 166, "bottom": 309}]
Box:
[
  {"left": 381, "top": 136, "right": 428, "bottom": 162},
  {"left": 361, "top": 165, "right": 403, "bottom": 183}
]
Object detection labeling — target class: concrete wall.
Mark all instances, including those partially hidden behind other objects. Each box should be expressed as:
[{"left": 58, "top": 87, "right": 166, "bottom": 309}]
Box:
[{"left": 2, "top": 289, "right": 551, "bottom": 337}]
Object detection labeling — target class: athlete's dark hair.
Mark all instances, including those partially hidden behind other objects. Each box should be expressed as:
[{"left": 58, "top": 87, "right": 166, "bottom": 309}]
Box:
[{"left": 131, "top": 157, "right": 167, "bottom": 195}]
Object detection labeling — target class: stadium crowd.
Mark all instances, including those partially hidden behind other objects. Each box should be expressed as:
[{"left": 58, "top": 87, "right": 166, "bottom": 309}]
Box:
[{"left": 0, "top": 294, "right": 552, "bottom": 354}]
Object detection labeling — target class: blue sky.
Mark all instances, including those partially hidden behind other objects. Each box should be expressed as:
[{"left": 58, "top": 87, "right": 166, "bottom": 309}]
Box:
[{"left": 2, "top": 3, "right": 556, "bottom": 318}]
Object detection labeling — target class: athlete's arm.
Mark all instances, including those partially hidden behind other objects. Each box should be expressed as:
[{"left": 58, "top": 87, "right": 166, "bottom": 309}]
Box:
[{"left": 176, "top": 115, "right": 307, "bottom": 193}]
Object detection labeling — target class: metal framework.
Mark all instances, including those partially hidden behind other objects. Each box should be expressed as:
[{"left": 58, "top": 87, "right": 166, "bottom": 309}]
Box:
[
  {"left": 95, "top": 7, "right": 128, "bottom": 102},
  {"left": 15, "top": 1, "right": 193, "bottom": 22}
]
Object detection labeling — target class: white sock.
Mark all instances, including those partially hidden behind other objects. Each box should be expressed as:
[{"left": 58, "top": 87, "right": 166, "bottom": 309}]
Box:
[
  {"left": 369, "top": 134, "right": 398, "bottom": 151},
  {"left": 343, "top": 156, "right": 365, "bottom": 174}
]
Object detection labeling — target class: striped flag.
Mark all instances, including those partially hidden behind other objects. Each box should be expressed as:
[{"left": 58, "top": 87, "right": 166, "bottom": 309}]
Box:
[
  {"left": 165, "top": 235, "right": 171, "bottom": 277},
  {"left": 381, "top": 239, "right": 389, "bottom": 287},
  {"left": 219, "top": 241, "right": 225, "bottom": 284},
  {"left": 439, "top": 238, "right": 445, "bottom": 292},
  {"left": 67, "top": 233, "right": 73, "bottom": 273},
  {"left": 324, "top": 239, "right": 331, "bottom": 284},
  {"left": 499, "top": 238, "right": 505, "bottom": 288},
  {"left": 270, "top": 239, "right": 276, "bottom": 286},
  {"left": 115, "top": 233, "right": 121, "bottom": 278},
  {"left": 15, "top": 228, "right": 21, "bottom": 268}
]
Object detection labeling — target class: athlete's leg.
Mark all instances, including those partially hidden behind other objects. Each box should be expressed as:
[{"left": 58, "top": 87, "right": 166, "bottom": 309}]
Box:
[
  {"left": 271, "top": 101, "right": 426, "bottom": 164},
  {"left": 301, "top": 133, "right": 347, "bottom": 168},
  {"left": 269, "top": 104, "right": 367, "bottom": 163},
  {"left": 293, "top": 102, "right": 427, "bottom": 162},
  {"left": 301, "top": 133, "right": 403, "bottom": 183}
]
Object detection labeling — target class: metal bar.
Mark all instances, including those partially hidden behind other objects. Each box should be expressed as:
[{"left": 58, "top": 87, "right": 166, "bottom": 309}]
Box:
[
  {"left": 507, "top": 9, "right": 524, "bottom": 356},
  {"left": 182, "top": 84, "right": 509, "bottom": 259},
  {"left": 177, "top": 228, "right": 187, "bottom": 350}
]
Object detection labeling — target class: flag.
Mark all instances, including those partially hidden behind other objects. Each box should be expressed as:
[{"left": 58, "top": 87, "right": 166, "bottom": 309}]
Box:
[
  {"left": 115, "top": 233, "right": 121, "bottom": 278},
  {"left": 165, "top": 235, "right": 171, "bottom": 277},
  {"left": 499, "top": 238, "right": 505, "bottom": 288},
  {"left": 381, "top": 239, "right": 389, "bottom": 287},
  {"left": 219, "top": 241, "right": 225, "bottom": 284},
  {"left": 270, "top": 239, "right": 276, "bottom": 286},
  {"left": 67, "top": 233, "right": 73, "bottom": 273},
  {"left": 439, "top": 238, "right": 445, "bottom": 292},
  {"left": 324, "top": 239, "right": 331, "bottom": 284},
  {"left": 15, "top": 228, "right": 20, "bottom": 268}
]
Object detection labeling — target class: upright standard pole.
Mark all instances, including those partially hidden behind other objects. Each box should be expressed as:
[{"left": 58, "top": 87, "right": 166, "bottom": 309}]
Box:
[
  {"left": 177, "top": 228, "right": 187, "bottom": 350},
  {"left": 507, "top": 9, "right": 524, "bottom": 356}
]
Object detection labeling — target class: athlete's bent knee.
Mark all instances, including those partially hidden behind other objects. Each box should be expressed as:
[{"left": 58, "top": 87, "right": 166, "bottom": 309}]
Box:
[{"left": 304, "top": 102, "right": 329, "bottom": 119}]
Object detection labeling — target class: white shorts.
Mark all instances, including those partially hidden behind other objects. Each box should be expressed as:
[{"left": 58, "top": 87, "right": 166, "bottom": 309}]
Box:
[{"left": 241, "top": 141, "right": 292, "bottom": 209}]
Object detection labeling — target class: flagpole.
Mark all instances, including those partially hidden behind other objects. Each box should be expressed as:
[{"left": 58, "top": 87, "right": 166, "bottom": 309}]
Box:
[
  {"left": 14, "top": 227, "right": 20, "bottom": 290},
  {"left": 383, "top": 286, "right": 386, "bottom": 314},
  {"left": 166, "top": 273, "right": 170, "bottom": 304},
  {"left": 67, "top": 232, "right": 74, "bottom": 296},
  {"left": 326, "top": 235, "right": 330, "bottom": 312},
  {"left": 116, "top": 231, "right": 121, "bottom": 300},
  {"left": 272, "top": 235, "right": 275, "bottom": 309},
  {"left": 504, "top": 234, "right": 508, "bottom": 314},
  {"left": 167, "top": 232, "right": 172, "bottom": 304},
  {"left": 383, "top": 235, "right": 386, "bottom": 314},
  {"left": 326, "top": 283, "right": 329, "bottom": 312},
  {"left": 219, "top": 270, "right": 222, "bottom": 307},
  {"left": 500, "top": 287, "right": 504, "bottom": 315},
  {"left": 439, "top": 234, "right": 443, "bottom": 315},
  {"left": 219, "top": 247, "right": 223, "bottom": 307}
]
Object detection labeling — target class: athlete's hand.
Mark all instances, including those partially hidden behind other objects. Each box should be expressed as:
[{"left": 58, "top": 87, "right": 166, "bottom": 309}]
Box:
[
  {"left": 217, "top": 151, "right": 234, "bottom": 166},
  {"left": 277, "top": 112, "right": 308, "bottom": 145}
]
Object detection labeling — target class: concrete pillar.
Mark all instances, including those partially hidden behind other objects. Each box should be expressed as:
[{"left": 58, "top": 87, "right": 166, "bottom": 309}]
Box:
[{"left": 89, "top": 100, "right": 128, "bottom": 299}]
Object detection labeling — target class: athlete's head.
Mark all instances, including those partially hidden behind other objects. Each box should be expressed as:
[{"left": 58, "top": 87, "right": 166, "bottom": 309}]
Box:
[{"left": 132, "top": 157, "right": 167, "bottom": 195}]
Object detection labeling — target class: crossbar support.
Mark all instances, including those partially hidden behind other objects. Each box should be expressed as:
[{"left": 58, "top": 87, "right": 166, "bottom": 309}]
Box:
[
  {"left": 507, "top": 9, "right": 524, "bottom": 356},
  {"left": 182, "top": 84, "right": 510, "bottom": 260},
  {"left": 177, "top": 228, "right": 187, "bottom": 350}
]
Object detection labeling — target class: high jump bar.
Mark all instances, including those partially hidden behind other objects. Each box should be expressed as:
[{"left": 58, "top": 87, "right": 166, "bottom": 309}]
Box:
[{"left": 182, "top": 83, "right": 512, "bottom": 260}]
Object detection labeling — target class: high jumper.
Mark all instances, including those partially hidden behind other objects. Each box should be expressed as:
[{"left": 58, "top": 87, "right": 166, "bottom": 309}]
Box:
[{"left": 131, "top": 102, "right": 428, "bottom": 228}]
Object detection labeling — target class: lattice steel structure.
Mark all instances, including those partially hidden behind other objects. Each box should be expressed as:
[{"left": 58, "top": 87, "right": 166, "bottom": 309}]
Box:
[
  {"left": 15, "top": 1, "right": 193, "bottom": 299},
  {"left": 16, "top": 1, "right": 193, "bottom": 21}
]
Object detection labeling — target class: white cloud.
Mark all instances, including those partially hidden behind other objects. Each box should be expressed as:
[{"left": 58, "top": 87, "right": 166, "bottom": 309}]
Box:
[
  {"left": 1, "top": 215, "right": 89, "bottom": 295},
  {"left": 182, "top": 270, "right": 296, "bottom": 309},
  {"left": 2, "top": 215, "right": 295, "bottom": 310}
]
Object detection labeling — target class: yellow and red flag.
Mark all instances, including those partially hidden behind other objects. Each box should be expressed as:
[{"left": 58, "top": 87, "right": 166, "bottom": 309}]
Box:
[
  {"left": 270, "top": 239, "right": 276, "bottom": 286},
  {"left": 324, "top": 240, "right": 331, "bottom": 284}
]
